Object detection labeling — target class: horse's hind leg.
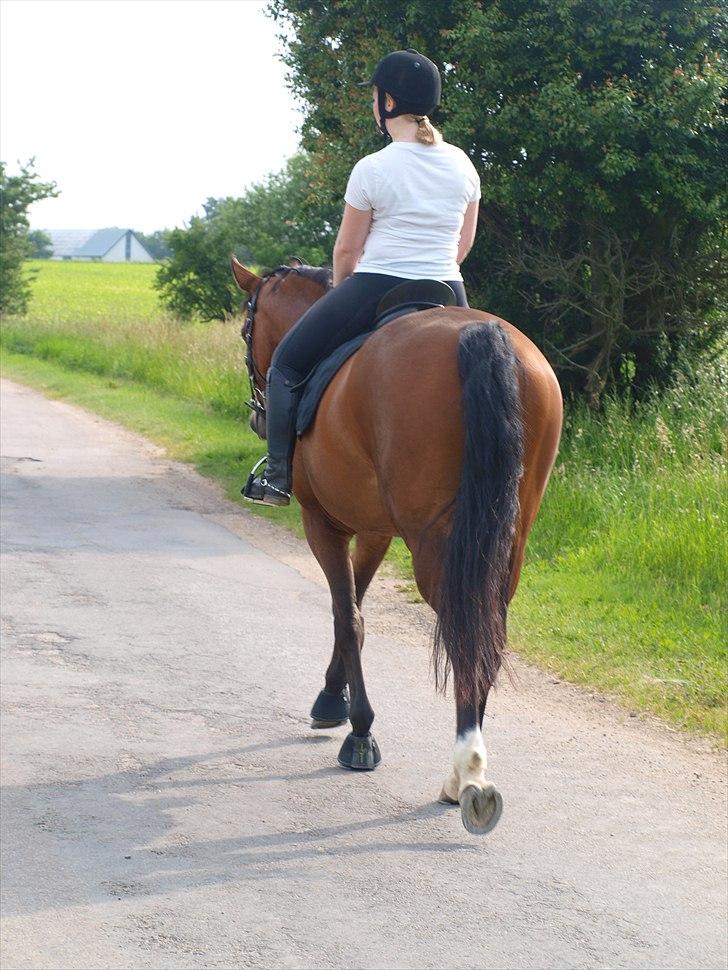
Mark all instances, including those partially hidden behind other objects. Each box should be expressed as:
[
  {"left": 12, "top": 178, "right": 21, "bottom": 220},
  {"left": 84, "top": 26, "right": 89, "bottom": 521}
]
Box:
[
  {"left": 353, "top": 532, "right": 392, "bottom": 607},
  {"left": 302, "top": 509, "right": 381, "bottom": 769},
  {"left": 438, "top": 687, "right": 502, "bottom": 835},
  {"left": 409, "top": 526, "right": 502, "bottom": 833},
  {"left": 310, "top": 531, "right": 390, "bottom": 729}
]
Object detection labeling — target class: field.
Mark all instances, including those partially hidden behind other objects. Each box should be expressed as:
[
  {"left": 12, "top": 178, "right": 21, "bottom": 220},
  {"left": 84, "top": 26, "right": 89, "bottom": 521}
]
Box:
[{"left": 2, "top": 260, "right": 726, "bottom": 741}]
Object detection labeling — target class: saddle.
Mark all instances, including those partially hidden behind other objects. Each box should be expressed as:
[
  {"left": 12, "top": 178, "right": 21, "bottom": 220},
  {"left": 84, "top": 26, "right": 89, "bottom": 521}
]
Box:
[{"left": 295, "top": 280, "right": 457, "bottom": 436}]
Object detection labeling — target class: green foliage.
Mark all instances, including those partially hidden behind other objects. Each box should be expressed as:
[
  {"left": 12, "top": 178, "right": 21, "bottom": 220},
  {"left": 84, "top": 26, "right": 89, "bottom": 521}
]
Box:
[
  {"left": 0, "top": 159, "right": 59, "bottom": 314},
  {"left": 268, "top": 0, "right": 728, "bottom": 401},
  {"left": 155, "top": 211, "right": 241, "bottom": 321},
  {"left": 220, "top": 152, "right": 341, "bottom": 268},
  {"left": 154, "top": 153, "right": 340, "bottom": 321},
  {"left": 27, "top": 229, "right": 52, "bottom": 259},
  {"left": 134, "top": 229, "right": 170, "bottom": 261}
]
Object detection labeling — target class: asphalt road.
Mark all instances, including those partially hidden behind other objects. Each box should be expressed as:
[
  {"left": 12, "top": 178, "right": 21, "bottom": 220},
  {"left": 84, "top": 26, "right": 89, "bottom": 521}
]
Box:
[{"left": 1, "top": 377, "right": 726, "bottom": 970}]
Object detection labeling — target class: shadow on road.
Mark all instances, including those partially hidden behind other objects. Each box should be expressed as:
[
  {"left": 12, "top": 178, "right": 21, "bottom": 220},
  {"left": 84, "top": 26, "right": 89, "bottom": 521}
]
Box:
[{"left": 2, "top": 734, "right": 477, "bottom": 916}]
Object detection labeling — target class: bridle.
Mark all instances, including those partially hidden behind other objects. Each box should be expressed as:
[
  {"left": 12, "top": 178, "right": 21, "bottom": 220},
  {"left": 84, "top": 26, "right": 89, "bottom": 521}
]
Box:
[
  {"left": 241, "top": 264, "right": 334, "bottom": 418},
  {"left": 241, "top": 266, "right": 295, "bottom": 419}
]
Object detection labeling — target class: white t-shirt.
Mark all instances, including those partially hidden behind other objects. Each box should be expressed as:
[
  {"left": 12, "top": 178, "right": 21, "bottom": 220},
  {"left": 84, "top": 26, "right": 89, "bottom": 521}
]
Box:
[{"left": 344, "top": 140, "right": 480, "bottom": 282}]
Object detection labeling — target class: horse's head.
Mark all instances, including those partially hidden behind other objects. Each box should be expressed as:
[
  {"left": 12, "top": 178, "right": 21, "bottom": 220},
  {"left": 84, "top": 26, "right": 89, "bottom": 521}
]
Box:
[
  {"left": 231, "top": 255, "right": 332, "bottom": 377},
  {"left": 230, "top": 254, "right": 332, "bottom": 438}
]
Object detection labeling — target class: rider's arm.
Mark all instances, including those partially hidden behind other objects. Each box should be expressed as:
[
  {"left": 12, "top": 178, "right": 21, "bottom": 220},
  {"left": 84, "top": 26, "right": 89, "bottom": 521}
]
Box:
[
  {"left": 333, "top": 203, "right": 373, "bottom": 286},
  {"left": 457, "top": 199, "right": 479, "bottom": 266}
]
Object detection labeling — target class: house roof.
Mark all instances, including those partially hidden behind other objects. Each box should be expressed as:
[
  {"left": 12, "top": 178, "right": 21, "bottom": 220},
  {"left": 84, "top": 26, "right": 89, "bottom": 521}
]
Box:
[
  {"left": 45, "top": 229, "right": 96, "bottom": 257},
  {"left": 45, "top": 227, "right": 149, "bottom": 259},
  {"left": 75, "top": 228, "right": 130, "bottom": 257}
]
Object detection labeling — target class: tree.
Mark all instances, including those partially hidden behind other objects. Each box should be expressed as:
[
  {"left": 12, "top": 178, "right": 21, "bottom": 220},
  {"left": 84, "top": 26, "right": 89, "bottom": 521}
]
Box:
[
  {"left": 154, "top": 207, "right": 242, "bottom": 320},
  {"left": 0, "top": 159, "right": 59, "bottom": 314},
  {"left": 155, "top": 152, "right": 339, "bottom": 320},
  {"left": 27, "top": 229, "right": 53, "bottom": 259},
  {"left": 268, "top": 0, "right": 727, "bottom": 401},
  {"left": 222, "top": 152, "right": 341, "bottom": 269},
  {"left": 134, "top": 229, "right": 171, "bottom": 261}
]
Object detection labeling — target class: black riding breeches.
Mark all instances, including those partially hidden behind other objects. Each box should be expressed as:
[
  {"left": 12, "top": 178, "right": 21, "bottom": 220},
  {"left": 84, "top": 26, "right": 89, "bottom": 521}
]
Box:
[{"left": 271, "top": 272, "right": 469, "bottom": 383}]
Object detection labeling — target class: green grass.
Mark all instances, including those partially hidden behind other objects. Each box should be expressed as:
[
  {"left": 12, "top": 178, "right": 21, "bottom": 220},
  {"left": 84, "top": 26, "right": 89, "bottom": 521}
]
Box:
[
  {"left": 23, "top": 259, "right": 160, "bottom": 323},
  {"left": 2, "top": 261, "right": 726, "bottom": 742}
]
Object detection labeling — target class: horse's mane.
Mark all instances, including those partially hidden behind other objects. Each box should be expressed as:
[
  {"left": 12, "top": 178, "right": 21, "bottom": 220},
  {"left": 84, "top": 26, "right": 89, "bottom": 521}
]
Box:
[
  {"left": 263, "top": 264, "right": 333, "bottom": 292},
  {"left": 295, "top": 265, "right": 333, "bottom": 290}
]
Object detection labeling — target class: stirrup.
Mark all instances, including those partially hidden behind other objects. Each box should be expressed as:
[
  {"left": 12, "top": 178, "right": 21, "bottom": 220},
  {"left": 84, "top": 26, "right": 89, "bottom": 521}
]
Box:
[{"left": 242, "top": 456, "right": 291, "bottom": 507}]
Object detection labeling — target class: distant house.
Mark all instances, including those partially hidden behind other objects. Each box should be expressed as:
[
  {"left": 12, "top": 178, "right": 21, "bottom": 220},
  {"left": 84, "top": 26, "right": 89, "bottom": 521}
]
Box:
[{"left": 46, "top": 228, "right": 155, "bottom": 263}]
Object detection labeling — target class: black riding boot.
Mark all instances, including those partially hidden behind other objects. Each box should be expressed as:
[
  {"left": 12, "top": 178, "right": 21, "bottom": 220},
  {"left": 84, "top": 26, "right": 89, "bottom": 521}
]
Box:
[{"left": 242, "top": 365, "right": 300, "bottom": 507}]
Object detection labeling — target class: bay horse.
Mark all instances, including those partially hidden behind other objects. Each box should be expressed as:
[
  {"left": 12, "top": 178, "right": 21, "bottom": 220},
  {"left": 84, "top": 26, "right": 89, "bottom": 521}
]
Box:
[{"left": 231, "top": 256, "right": 562, "bottom": 835}]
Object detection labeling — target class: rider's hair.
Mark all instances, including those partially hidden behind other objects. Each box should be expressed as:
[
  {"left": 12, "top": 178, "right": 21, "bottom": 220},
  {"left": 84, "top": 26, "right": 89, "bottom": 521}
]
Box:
[
  {"left": 409, "top": 114, "right": 443, "bottom": 146},
  {"left": 380, "top": 88, "right": 442, "bottom": 145}
]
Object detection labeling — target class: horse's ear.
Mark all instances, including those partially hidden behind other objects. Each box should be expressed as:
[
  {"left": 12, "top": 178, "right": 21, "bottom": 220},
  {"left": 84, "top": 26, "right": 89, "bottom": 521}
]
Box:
[{"left": 230, "top": 255, "right": 262, "bottom": 293}]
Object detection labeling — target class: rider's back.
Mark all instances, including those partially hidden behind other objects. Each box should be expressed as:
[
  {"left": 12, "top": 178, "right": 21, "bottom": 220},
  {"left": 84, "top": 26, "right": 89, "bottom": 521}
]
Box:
[{"left": 346, "top": 141, "right": 480, "bottom": 283}]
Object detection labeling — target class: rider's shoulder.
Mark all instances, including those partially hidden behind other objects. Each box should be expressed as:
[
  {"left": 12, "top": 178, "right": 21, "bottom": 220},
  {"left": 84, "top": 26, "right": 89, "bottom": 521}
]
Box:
[
  {"left": 441, "top": 142, "right": 480, "bottom": 176},
  {"left": 439, "top": 141, "right": 472, "bottom": 161},
  {"left": 349, "top": 151, "right": 381, "bottom": 177}
]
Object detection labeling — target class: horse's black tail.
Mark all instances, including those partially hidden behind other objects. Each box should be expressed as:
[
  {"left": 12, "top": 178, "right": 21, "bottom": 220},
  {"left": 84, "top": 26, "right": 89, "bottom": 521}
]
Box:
[{"left": 433, "top": 322, "right": 524, "bottom": 703}]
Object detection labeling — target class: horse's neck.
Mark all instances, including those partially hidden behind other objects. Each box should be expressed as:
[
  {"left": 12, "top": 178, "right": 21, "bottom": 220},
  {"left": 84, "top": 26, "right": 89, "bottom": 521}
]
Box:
[{"left": 259, "top": 299, "right": 314, "bottom": 373}]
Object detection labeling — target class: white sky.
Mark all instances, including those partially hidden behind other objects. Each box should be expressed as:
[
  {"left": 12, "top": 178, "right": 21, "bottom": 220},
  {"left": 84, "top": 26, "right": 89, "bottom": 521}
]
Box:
[{"left": 0, "top": 0, "right": 304, "bottom": 232}]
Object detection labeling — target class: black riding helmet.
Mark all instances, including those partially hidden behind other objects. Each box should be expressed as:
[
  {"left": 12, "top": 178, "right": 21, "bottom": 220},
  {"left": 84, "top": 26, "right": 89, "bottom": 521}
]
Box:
[{"left": 359, "top": 49, "right": 441, "bottom": 142}]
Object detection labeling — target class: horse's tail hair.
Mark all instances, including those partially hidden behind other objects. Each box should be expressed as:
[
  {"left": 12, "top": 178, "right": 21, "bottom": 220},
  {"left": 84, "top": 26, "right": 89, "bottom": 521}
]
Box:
[{"left": 433, "top": 322, "right": 524, "bottom": 703}]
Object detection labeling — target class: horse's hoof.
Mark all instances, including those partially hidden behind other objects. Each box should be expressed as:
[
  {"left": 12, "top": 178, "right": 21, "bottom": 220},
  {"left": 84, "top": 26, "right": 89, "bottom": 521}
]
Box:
[
  {"left": 310, "top": 687, "right": 349, "bottom": 730},
  {"left": 460, "top": 783, "right": 503, "bottom": 835},
  {"left": 337, "top": 732, "right": 381, "bottom": 771}
]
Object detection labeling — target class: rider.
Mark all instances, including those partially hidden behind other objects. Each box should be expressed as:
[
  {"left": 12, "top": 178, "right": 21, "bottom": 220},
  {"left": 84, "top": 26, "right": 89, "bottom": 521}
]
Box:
[{"left": 243, "top": 48, "right": 481, "bottom": 507}]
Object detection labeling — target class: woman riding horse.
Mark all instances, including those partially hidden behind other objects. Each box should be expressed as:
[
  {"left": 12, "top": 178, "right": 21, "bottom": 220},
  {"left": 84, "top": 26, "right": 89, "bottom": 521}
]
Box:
[
  {"left": 243, "top": 48, "right": 480, "bottom": 506},
  {"left": 233, "top": 50, "right": 562, "bottom": 834}
]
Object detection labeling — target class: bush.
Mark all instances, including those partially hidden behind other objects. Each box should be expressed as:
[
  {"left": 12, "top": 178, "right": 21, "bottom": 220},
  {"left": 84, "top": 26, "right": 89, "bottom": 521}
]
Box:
[
  {"left": 155, "top": 153, "right": 340, "bottom": 321},
  {"left": 0, "top": 159, "right": 58, "bottom": 314},
  {"left": 155, "top": 210, "right": 243, "bottom": 321},
  {"left": 27, "top": 229, "right": 52, "bottom": 259}
]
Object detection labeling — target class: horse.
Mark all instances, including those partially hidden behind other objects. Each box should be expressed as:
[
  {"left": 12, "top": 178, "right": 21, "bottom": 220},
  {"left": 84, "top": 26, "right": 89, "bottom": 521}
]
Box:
[{"left": 231, "top": 255, "right": 562, "bottom": 835}]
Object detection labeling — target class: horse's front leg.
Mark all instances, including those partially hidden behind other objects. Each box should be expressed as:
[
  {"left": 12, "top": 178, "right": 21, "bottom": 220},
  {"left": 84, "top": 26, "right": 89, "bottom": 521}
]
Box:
[
  {"left": 302, "top": 510, "right": 381, "bottom": 769},
  {"left": 310, "top": 654, "right": 350, "bottom": 729},
  {"left": 439, "top": 690, "right": 502, "bottom": 835}
]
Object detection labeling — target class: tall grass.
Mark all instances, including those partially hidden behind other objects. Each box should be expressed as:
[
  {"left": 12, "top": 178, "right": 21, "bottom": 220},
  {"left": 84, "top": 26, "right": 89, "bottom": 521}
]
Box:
[
  {"left": 509, "top": 358, "right": 726, "bottom": 735},
  {"left": 2, "top": 261, "right": 726, "bottom": 739},
  {"left": 530, "top": 360, "right": 726, "bottom": 607}
]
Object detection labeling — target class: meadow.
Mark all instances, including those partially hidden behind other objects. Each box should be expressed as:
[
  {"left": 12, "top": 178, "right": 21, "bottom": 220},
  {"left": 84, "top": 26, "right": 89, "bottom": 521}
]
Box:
[{"left": 2, "top": 260, "right": 726, "bottom": 741}]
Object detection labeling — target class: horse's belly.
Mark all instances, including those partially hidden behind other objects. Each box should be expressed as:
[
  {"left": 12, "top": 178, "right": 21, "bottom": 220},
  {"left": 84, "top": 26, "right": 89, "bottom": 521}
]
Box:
[
  {"left": 298, "top": 432, "right": 396, "bottom": 534},
  {"left": 296, "top": 369, "right": 397, "bottom": 535}
]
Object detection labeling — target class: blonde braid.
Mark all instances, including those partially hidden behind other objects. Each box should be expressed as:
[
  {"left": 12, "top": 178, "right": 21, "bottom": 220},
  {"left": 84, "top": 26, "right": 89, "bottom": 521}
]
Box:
[{"left": 412, "top": 115, "right": 442, "bottom": 145}]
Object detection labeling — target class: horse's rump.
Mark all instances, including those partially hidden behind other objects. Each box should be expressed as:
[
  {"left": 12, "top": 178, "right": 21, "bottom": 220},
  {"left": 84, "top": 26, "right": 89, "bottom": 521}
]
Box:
[
  {"left": 298, "top": 308, "right": 538, "bottom": 534},
  {"left": 296, "top": 309, "right": 469, "bottom": 532}
]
